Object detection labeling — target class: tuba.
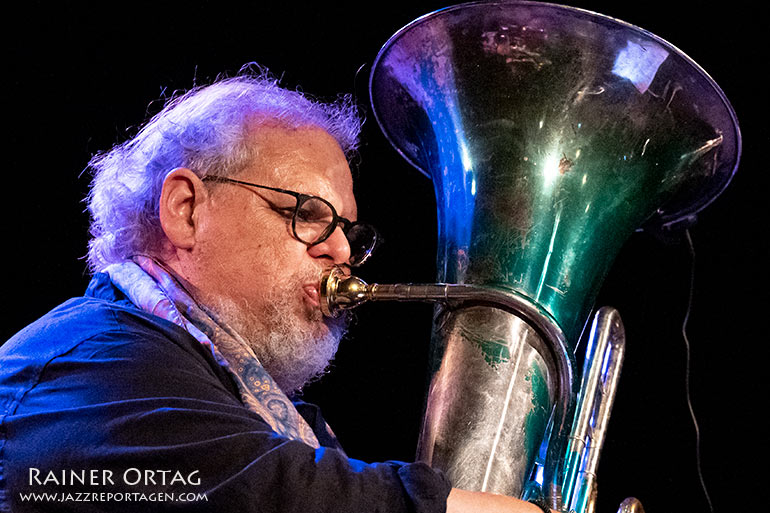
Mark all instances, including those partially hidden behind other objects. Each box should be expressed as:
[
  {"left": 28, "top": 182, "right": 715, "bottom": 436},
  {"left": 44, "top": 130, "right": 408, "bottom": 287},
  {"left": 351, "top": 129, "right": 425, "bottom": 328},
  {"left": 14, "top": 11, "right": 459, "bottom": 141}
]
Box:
[{"left": 321, "top": 1, "right": 740, "bottom": 511}]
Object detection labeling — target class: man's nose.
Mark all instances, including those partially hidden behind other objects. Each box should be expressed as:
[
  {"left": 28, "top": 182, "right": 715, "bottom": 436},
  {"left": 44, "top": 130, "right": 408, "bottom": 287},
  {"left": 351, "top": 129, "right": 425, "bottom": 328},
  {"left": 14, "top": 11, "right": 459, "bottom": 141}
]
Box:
[{"left": 306, "top": 226, "right": 351, "bottom": 265}]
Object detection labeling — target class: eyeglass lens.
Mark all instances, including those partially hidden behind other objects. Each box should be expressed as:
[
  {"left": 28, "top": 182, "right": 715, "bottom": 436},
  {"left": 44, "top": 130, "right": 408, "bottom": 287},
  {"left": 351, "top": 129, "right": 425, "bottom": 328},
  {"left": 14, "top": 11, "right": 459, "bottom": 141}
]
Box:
[
  {"left": 292, "top": 197, "right": 376, "bottom": 265},
  {"left": 345, "top": 224, "right": 377, "bottom": 265},
  {"left": 293, "top": 197, "right": 333, "bottom": 243}
]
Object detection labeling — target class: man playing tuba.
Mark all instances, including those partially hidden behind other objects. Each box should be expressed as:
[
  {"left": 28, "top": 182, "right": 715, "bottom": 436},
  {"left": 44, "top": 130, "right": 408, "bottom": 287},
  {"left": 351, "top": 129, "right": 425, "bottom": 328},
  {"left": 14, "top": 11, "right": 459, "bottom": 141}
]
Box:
[{"left": 0, "top": 69, "right": 552, "bottom": 513}]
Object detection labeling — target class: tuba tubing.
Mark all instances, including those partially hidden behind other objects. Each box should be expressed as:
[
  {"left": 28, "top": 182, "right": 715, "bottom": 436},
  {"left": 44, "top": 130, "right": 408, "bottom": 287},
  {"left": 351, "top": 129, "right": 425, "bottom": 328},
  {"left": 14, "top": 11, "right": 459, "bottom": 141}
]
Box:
[
  {"left": 320, "top": 268, "right": 624, "bottom": 511},
  {"left": 561, "top": 307, "right": 625, "bottom": 512}
]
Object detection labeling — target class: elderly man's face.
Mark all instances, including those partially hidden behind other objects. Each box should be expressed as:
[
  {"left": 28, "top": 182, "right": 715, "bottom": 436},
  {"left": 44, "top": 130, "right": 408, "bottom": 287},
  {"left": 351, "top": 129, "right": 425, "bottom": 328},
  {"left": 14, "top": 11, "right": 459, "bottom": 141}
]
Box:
[{"left": 188, "top": 125, "right": 356, "bottom": 393}]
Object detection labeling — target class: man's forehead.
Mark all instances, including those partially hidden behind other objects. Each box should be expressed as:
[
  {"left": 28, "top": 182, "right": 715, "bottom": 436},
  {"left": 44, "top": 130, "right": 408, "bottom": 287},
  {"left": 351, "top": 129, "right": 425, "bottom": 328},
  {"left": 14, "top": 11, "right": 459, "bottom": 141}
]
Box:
[
  {"left": 244, "top": 125, "right": 349, "bottom": 175},
  {"left": 239, "top": 123, "right": 356, "bottom": 215}
]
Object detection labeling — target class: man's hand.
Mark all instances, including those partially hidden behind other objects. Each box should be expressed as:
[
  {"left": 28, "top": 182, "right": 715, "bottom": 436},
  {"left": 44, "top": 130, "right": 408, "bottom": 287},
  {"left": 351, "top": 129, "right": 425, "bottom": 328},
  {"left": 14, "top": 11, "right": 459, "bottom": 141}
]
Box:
[{"left": 447, "top": 488, "right": 553, "bottom": 513}]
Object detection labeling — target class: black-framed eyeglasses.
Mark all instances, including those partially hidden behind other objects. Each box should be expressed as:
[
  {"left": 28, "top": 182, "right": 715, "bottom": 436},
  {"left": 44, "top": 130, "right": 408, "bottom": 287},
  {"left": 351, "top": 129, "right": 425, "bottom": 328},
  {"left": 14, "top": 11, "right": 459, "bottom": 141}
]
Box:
[{"left": 203, "top": 175, "right": 380, "bottom": 266}]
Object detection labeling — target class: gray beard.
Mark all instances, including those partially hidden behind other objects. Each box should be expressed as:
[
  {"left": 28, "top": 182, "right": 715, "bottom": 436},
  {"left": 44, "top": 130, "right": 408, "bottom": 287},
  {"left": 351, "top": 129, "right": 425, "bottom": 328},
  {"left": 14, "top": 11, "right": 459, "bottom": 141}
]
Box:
[
  {"left": 254, "top": 294, "right": 350, "bottom": 395},
  {"left": 204, "top": 273, "right": 350, "bottom": 395}
]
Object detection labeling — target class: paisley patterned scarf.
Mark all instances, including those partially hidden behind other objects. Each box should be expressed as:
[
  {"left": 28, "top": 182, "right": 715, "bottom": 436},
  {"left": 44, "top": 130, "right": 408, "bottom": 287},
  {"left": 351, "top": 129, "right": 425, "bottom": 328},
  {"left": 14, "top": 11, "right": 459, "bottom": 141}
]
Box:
[{"left": 105, "top": 255, "right": 320, "bottom": 448}]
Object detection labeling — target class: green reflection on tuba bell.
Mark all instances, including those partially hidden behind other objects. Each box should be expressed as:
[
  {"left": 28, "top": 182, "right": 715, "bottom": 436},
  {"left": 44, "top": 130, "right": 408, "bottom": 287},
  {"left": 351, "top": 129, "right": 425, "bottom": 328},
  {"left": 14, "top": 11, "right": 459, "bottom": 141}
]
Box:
[{"left": 370, "top": 0, "right": 740, "bottom": 345}]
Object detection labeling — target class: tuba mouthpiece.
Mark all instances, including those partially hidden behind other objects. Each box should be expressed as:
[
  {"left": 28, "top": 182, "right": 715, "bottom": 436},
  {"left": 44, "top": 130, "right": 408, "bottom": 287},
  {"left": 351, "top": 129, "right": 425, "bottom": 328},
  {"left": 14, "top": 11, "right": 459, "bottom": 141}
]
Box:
[{"left": 319, "top": 267, "right": 372, "bottom": 318}]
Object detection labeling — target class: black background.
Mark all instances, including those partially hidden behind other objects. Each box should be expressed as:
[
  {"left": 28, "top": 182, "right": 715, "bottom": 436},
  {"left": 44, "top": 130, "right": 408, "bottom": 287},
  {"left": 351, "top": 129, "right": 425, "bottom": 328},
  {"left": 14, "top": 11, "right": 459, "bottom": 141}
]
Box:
[{"left": 3, "top": 1, "right": 766, "bottom": 512}]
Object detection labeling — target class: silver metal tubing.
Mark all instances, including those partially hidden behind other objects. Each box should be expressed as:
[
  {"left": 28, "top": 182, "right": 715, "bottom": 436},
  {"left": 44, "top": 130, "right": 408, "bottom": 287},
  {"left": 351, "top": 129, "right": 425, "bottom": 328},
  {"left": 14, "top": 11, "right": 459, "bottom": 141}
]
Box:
[
  {"left": 320, "top": 267, "right": 578, "bottom": 501},
  {"left": 562, "top": 307, "right": 626, "bottom": 513}
]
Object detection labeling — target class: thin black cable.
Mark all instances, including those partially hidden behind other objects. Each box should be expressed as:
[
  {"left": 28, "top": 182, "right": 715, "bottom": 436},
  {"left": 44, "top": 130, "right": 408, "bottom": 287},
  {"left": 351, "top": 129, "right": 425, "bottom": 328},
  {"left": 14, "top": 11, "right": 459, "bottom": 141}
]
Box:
[{"left": 682, "top": 228, "right": 714, "bottom": 513}]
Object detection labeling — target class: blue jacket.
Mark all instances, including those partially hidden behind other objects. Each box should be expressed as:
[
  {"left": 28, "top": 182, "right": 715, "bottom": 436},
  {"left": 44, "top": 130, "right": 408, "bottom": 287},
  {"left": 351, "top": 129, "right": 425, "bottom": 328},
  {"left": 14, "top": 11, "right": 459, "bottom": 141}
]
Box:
[{"left": 0, "top": 273, "right": 450, "bottom": 512}]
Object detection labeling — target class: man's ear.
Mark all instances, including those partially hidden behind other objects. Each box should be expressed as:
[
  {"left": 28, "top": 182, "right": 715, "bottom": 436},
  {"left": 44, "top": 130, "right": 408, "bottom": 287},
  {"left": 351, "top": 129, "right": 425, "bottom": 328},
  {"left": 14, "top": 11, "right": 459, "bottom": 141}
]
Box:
[{"left": 158, "top": 168, "right": 208, "bottom": 250}]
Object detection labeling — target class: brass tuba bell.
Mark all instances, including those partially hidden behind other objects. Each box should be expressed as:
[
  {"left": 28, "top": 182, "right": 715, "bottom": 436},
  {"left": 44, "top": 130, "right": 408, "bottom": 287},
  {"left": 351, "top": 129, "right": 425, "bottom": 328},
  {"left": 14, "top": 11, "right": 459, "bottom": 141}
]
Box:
[{"left": 322, "top": 1, "right": 740, "bottom": 511}]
